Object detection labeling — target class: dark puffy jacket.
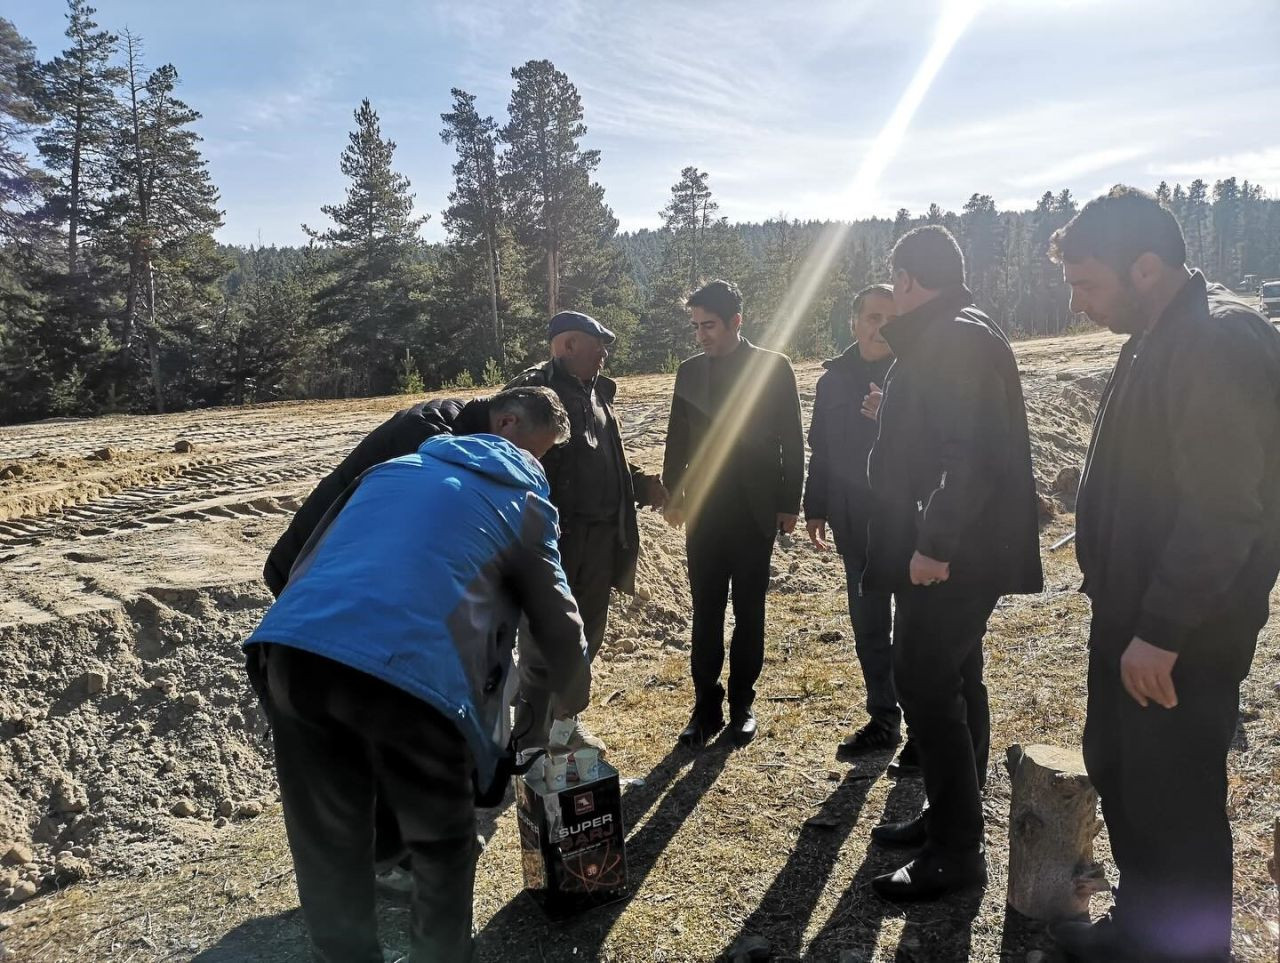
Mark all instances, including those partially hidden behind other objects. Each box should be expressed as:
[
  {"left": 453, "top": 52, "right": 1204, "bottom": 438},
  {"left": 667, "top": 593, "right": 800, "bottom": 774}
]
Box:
[
  {"left": 505, "top": 359, "right": 653, "bottom": 594},
  {"left": 865, "top": 290, "right": 1043, "bottom": 596},
  {"left": 804, "top": 346, "right": 892, "bottom": 562},
  {"left": 263, "top": 397, "right": 491, "bottom": 596},
  {"left": 1076, "top": 273, "right": 1280, "bottom": 658}
]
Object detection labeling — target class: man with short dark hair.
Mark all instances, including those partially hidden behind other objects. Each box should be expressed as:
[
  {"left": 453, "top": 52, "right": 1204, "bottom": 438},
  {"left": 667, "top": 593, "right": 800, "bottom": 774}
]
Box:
[
  {"left": 662, "top": 279, "right": 805, "bottom": 748},
  {"left": 245, "top": 386, "right": 588, "bottom": 962},
  {"left": 804, "top": 284, "right": 916, "bottom": 765},
  {"left": 865, "top": 226, "right": 1043, "bottom": 901},
  {"left": 1048, "top": 186, "right": 1280, "bottom": 963},
  {"left": 505, "top": 311, "right": 667, "bottom": 752}
]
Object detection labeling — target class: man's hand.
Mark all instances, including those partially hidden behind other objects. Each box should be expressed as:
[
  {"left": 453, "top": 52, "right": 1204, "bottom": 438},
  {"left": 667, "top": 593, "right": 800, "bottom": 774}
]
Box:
[
  {"left": 909, "top": 551, "right": 950, "bottom": 586},
  {"left": 861, "top": 382, "right": 884, "bottom": 422},
  {"left": 642, "top": 476, "right": 669, "bottom": 510},
  {"left": 664, "top": 507, "right": 685, "bottom": 529},
  {"left": 776, "top": 513, "right": 799, "bottom": 535},
  {"left": 806, "top": 518, "right": 830, "bottom": 551},
  {"left": 1120, "top": 637, "right": 1179, "bottom": 709}
]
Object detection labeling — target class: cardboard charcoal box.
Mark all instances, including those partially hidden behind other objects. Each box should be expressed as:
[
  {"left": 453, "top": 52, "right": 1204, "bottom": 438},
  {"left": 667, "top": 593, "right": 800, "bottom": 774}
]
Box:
[{"left": 517, "top": 759, "right": 628, "bottom": 917}]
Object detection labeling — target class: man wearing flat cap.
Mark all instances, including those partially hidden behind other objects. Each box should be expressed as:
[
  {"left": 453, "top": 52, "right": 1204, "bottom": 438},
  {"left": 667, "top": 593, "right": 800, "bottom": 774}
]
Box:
[{"left": 505, "top": 311, "right": 668, "bottom": 752}]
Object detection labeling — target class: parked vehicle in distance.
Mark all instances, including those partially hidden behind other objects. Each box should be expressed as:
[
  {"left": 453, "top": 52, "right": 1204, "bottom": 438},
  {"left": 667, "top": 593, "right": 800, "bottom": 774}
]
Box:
[{"left": 1260, "top": 279, "right": 1280, "bottom": 319}]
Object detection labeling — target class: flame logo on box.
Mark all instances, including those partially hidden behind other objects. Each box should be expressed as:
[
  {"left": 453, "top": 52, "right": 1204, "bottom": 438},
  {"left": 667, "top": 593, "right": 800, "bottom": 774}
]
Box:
[{"left": 573, "top": 792, "right": 594, "bottom": 816}]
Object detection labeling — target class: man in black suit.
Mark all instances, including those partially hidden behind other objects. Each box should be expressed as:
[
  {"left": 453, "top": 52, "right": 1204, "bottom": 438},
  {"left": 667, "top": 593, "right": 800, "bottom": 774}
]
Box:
[
  {"left": 662, "top": 279, "right": 805, "bottom": 748},
  {"left": 1048, "top": 187, "right": 1280, "bottom": 963},
  {"left": 863, "top": 227, "right": 1043, "bottom": 901}
]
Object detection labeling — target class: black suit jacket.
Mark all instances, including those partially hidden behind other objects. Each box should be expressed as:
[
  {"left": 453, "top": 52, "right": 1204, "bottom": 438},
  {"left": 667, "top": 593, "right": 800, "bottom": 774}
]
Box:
[
  {"left": 1076, "top": 273, "right": 1280, "bottom": 658},
  {"left": 662, "top": 338, "right": 804, "bottom": 539}
]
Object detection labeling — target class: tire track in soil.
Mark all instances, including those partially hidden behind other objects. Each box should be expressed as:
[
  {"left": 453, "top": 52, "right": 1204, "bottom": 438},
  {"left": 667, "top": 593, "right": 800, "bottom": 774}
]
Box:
[{"left": 0, "top": 448, "right": 326, "bottom": 551}]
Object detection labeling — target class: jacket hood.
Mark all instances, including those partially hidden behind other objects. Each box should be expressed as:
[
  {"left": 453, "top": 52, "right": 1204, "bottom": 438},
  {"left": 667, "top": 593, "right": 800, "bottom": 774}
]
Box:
[{"left": 417, "top": 434, "right": 549, "bottom": 496}]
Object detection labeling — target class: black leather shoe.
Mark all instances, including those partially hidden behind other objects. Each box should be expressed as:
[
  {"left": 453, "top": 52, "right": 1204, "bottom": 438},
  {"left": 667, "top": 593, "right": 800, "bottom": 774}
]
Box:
[
  {"left": 729, "top": 708, "right": 757, "bottom": 747},
  {"left": 871, "top": 848, "right": 987, "bottom": 902},
  {"left": 1050, "top": 913, "right": 1130, "bottom": 961},
  {"left": 887, "top": 737, "right": 921, "bottom": 777},
  {"left": 870, "top": 812, "right": 928, "bottom": 848},
  {"left": 678, "top": 707, "right": 724, "bottom": 748},
  {"left": 835, "top": 720, "right": 901, "bottom": 760}
]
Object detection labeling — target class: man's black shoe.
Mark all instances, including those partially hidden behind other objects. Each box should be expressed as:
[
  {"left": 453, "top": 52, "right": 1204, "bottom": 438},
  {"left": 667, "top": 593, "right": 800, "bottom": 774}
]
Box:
[
  {"left": 729, "top": 708, "right": 757, "bottom": 747},
  {"left": 1050, "top": 913, "right": 1130, "bottom": 961},
  {"left": 835, "top": 719, "right": 901, "bottom": 760},
  {"left": 678, "top": 708, "right": 724, "bottom": 748},
  {"left": 870, "top": 812, "right": 928, "bottom": 848},
  {"left": 887, "top": 736, "right": 921, "bottom": 777},
  {"left": 871, "top": 848, "right": 987, "bottom": 902}
]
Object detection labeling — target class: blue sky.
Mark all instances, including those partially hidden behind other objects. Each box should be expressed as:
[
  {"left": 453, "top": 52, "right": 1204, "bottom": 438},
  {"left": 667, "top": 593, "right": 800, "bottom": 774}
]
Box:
[{"left": 10, "top": 0, "right": 1280, "bottom": 246}]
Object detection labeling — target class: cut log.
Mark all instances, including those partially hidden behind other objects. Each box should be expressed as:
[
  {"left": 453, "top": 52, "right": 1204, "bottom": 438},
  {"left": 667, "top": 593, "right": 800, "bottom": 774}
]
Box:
[{"left": 1005, "top": 744, "right": 1104, "bottom": 921}]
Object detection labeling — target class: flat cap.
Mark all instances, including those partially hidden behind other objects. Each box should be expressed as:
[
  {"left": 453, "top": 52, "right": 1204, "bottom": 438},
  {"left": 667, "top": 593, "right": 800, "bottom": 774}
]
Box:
[{"left": 547, "top": 310, "right": 616, "bottom": 344}]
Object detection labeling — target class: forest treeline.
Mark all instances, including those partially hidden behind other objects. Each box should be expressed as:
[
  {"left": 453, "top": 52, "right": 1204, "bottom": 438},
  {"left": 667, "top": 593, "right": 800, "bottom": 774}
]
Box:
[{"left": 3, "top": 2, "right": 1279, "bottom": 424}]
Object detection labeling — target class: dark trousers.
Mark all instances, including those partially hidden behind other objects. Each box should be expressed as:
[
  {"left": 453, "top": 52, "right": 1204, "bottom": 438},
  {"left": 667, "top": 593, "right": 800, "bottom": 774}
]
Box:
[
  {"left": 892, "top": 587, "right": 995, "bottom": 854},
  {"left": 262, "top": 645, "right": 478, "bottom": 963},
  {"left": 686, "top": 508, "right": 776, "bottom": 713},
  {"left": 515, "top": 519, "right": 615, "bottom": 743},
  {"left": 1082, "top": 622, "right": 1251, "bottom": 963},
  {"left": 842, "top": 556, "right": 898, "bottom": 729}
]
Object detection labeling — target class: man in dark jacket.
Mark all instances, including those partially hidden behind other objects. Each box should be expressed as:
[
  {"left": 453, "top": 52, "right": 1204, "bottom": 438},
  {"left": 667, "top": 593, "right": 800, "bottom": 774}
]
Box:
[
  {"left": 1047, "top": 187, "right": 1280, "bottom": 963},
  {"left": 865, "top": 226, "right": 1043, "bottom": 901},
  {"left": 245, "top": 388, "right": 588, "bottom": 963},
  {"left": 263, "top": 396, "right": 492, "bottom": 596},
  {"left": 804, "top": 284, "right": 912, "bottom": 763},
  {"left": 505, "top": 311, "right": 667, "bottom": 751},
  {"left": 663, "top": 279, "right": 805, "bottom": 748}
]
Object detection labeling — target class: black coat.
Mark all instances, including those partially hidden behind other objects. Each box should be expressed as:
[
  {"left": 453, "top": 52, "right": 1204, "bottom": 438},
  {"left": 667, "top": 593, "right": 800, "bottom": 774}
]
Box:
[
  {"left": 505, "top": 359, "right": 651, "bottom": 594},
  {"left": 865, "top": 290, "right": 1043, "bottom": 595},
  {"left": 1076, "top": 272, "right": 1280, "bottom": 657},
  {"left": 262, "top": 397, "right": 490, "bottom": 596},
  {"left": 803, "top": 346, "right": 892, "bottom": 562},
  {"left": 663, "top": 338, "right": 805, "bottom": 539}
]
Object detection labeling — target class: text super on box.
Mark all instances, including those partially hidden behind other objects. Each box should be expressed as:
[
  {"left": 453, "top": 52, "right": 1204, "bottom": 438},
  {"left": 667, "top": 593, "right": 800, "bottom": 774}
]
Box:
[{"left": 516, "top": 760, "right": 628, "bottom": 917}]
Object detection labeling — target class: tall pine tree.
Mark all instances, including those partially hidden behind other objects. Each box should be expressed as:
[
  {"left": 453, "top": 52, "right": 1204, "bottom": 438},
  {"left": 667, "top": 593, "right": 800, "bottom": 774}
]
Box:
[
  {"left": 440, "top": 88, "right": 505, "bottom": 366},
  {"left": 107, "top": 48, "right": 224, "bottom": 412},
  {"left": 501, "top": 59, "right": 609, "bottom": 318},
  {"left": 35, "top": 0, "right": 123, "bottom": 275},
  {"left": 305, "top": 98, "right": 429, "bottom": 395}
]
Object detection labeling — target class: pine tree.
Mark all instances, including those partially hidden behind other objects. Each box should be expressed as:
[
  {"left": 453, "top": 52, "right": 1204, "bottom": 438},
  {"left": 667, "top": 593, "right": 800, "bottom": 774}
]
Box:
[
  {"left": 440, "top": 88, "right": 505, "bottom": 365},
  {"left": 500, "top": 59, "right": 606, "bottom": 317},
  {"left": 35, "top": 0, "right": 124, "bottom": 275},
  {"left": 106, "top": 41, "right": 224, "bottom": 412},
  {"left": 1211, "top": 177, "right": 1241, "bottom": 284},
  {"left": 961, "top": 194, "right": 1000, "bottom": 303},
  {"left": 661, "top": 167, "right": 716, "bottom": 290},
  {"left": 305, "top": 98, "right": 429, "bottom": 395},
  {"left": 892, "top": 207, "right": 912, "bottom": 240},
  {"left": 0, "top": 17, "right": 47, "bottom": 241},
  {"left": 1184, "top": 179, "right": 1211, "bottom": 272}
]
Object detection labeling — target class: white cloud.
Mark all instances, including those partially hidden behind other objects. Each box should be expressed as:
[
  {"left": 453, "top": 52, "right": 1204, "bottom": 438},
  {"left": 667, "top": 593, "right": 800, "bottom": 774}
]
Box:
[{"left": 1148, "top": 147, "right": 1280, "bottom": 191}]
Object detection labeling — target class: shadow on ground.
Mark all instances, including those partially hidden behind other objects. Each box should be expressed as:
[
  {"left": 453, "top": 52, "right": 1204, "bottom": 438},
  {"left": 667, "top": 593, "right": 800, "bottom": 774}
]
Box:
[{"left": 475, "top": 738, "right": 733, "bottom": 961}]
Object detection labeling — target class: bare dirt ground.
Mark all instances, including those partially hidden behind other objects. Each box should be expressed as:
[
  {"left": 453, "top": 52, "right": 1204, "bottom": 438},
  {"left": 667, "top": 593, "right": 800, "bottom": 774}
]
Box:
[{"left": 0, "top": 330, "right": 1276, "bottom": 962}]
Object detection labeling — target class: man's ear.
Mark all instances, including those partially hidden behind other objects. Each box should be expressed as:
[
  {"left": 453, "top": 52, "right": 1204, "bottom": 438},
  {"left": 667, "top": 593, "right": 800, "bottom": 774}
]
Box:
[
  {"left": 1129, "top": 252, "right": 1164, "bottom": 294},
  {"left": 895, "top": 268, "right": 913, "bottom": 295},
  {"left": 491, "top": 412, "right": 519, "bottom": 436},
  {"left": 730, "top": 312, "right": 743, "bottom": 332}
]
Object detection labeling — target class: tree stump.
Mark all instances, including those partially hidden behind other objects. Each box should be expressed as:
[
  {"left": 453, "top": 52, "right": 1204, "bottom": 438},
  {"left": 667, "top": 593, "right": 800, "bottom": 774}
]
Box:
[{"left": 1005, "top": 744, "right": 1106, "bottom": 921}]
